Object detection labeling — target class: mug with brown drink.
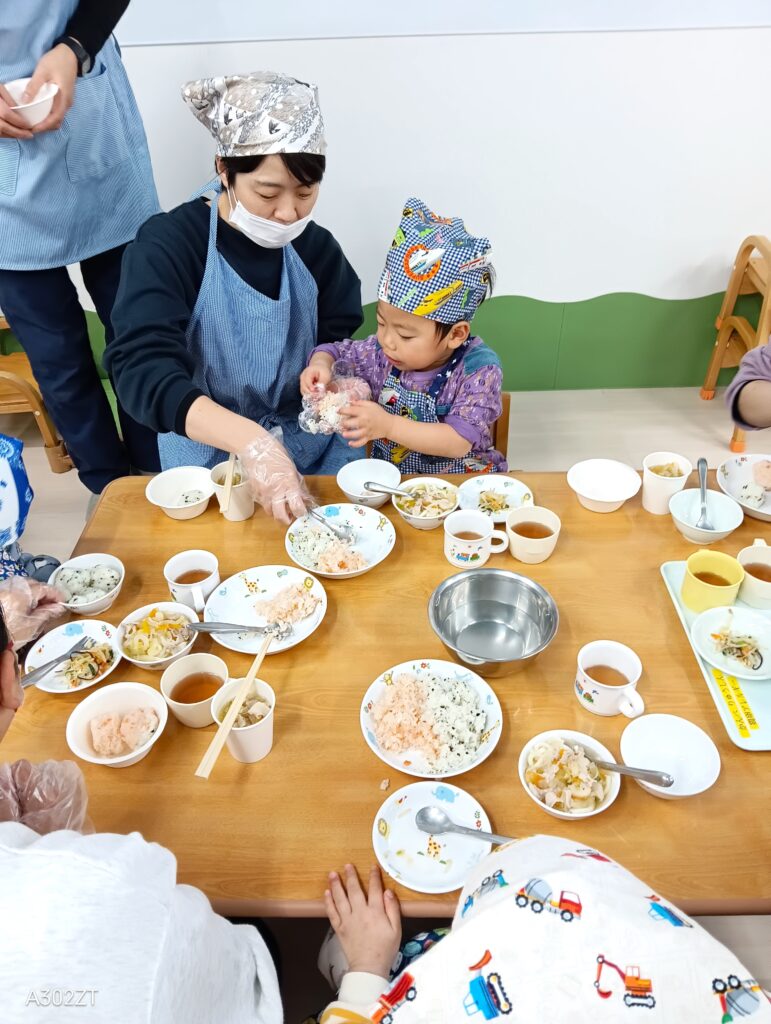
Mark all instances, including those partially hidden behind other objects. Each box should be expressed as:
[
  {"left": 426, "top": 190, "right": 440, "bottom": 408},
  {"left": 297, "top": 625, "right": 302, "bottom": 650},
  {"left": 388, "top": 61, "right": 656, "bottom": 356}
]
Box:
[
  {"left": 163, "top": 549, "right": 220, "bottom": 612},
  {"left": 506, "top": 505, "right": 561, "bottom": 564},
  {"left": 680, "top": 551, "right": 744, "bottom": 613},
  {"left": 738, "top": 538, "right": 771, "bottom": 610},
  {"left": 575, "top": 640, "right": 645, "bottom": 717},
  {"left": 443, "top": 510, "right": 507, "bottom": 568},
  {"left": 160, "top": 652, "right": 229, "bottom": 728}
]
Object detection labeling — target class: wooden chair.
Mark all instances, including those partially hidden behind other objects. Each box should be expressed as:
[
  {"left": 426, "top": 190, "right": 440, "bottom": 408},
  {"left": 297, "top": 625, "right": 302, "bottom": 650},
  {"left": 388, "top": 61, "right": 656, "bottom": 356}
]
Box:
[
  {"left": 492, "top": 390, "right": 511, "bottom": 463},
  {"left": 701, "top": 235, "right": 771, "bottom": 452},
  {"left": 0, "top": 315, "right": 73, "bottom": 473}
]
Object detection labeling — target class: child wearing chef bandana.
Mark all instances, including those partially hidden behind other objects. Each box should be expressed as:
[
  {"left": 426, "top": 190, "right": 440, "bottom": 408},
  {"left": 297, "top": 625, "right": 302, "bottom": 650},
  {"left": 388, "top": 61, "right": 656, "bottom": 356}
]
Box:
[{"left": 300, "top": 198, "right": 507, "bottom": 473}]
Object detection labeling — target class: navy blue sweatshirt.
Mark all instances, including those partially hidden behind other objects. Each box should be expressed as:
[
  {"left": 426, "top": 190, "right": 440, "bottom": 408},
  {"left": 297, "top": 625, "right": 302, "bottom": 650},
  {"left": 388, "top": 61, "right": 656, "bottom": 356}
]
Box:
[{"left": 107, "top": 198, "right": 363, "bottom": 435}]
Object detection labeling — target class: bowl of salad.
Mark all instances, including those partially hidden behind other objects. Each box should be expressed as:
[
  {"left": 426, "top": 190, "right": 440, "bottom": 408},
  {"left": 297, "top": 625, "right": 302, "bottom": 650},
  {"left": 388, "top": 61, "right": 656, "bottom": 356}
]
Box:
[
  {"left": 117, "top": 602, "right": 198, "bottom": 671},
  {"left": 518, "top": 730, "right": 620, "bottom": 820},
  {"left": 392, "top": 478, "right": 459, "bottom": 531}
]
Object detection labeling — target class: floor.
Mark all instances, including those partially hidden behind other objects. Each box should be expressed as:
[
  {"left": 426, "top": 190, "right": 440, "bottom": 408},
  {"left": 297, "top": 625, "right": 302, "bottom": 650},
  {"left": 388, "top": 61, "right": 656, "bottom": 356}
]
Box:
[{"left": 3, "top": 386, "right": 770, "bottom": 1018}]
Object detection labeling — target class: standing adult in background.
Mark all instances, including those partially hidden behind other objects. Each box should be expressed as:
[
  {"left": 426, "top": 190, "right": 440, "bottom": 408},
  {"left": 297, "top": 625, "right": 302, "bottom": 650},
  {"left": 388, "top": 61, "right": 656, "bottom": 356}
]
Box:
[{"left": 0, "top": 0, "right": 161, "bottom": 495}]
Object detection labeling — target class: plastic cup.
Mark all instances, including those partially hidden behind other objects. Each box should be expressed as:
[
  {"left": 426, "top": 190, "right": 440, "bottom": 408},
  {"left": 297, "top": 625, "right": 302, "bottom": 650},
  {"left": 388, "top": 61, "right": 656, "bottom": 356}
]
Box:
[
  {"left": 211, "top": 462, "right": 255, "bottom": 522},
  {"left": 505, "top": 506, "right": 561, "bottom": 564},
  {"left": 160, "top": 653, "right": 229, "bottom": 728},
  {"left": 642, "top": 452, "right": 692, "bottom": 515},
  {"left": 211, "top": 678, "right": 275, "bottom": 763}
]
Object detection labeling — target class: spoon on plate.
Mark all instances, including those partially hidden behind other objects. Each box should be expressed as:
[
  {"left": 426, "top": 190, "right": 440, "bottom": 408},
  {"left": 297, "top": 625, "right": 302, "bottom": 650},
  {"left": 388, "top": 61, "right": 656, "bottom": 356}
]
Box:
[
  {"left": 21, "top": 635, "right": 94, "bottom": 689},
  {"left": 695, "top": 457, "right": 714, "bottom": 532},
  {"left": 183, "top": 621, "right": 291, "bottom": 637},
  {"left": 307, "top": 506, "right": 356, "bottom": 544},
  {"left": 416, "top": 806, "right": 515, "bottom": 846},
  {"left": 594, "top": 759, "right": 674, "bottom": 787}
]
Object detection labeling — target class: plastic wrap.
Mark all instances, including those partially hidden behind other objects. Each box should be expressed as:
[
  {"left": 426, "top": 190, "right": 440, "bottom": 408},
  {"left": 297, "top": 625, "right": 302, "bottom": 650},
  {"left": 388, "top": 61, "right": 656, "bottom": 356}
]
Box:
[
  {"left": 299, "top": 360, "right": 371, "bottom": 436},
  {"left": 239, "top": 430, "right": 312, "bottom": 524},
  {"left": 0, "top": 759, "right": 93, "bottom": 834},
  {"left": 0, "top": 577, "right": 67, "bottom": 651}
]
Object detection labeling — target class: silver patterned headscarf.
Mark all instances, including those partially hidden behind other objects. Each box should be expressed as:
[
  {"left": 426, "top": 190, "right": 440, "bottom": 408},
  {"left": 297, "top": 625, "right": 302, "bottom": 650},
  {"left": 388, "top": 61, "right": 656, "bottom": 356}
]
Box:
[{"left": 181, "top": 71, "right": 326, "bottom": 156}]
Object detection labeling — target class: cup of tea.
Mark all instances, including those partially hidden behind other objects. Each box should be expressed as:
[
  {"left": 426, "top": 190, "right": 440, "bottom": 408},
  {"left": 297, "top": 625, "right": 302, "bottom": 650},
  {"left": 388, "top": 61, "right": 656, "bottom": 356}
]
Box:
[
  {"left": 505, "top": 505, "right": 561, "bottom": 564},
  {"left": 160, "top": 653, "right": 229, "bottom": 728},
  {"left": 737, "top": 539, "right": 771, "bottom": 609},
  {"left": 642, "top": 451, "right": 692, "bottom": 515},
  {"left": 680, "top": 551, "right": 744, "bottom": 613},
  {"left": 211, "top": 461, "right": 255, "bottom": 522},
  {"left": 443, "top": 509, "right": 508, "bottom": 568},
  {"left": 163, "top": 549, "right": 220, "bottom": 612},
  {"left": 211, "top": 678, "right": 275, "bottom": 763},
  {"left": 575, "top": 640, "right": 644, "bottom": 717}
]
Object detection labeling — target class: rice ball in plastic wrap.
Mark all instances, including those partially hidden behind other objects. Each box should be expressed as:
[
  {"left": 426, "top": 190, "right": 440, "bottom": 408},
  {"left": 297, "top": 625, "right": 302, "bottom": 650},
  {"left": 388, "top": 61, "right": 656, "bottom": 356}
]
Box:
[
  {"left": 56, "top": 567, "right": 92, "bottom": 598},
  {"left": 752, "top": 459, "right": 771, "bottom": 491},
  {"left": 90, "top": 565, "right": 121, "bottom": 593},
  {"left": 299, "top": 360, "right": 371, "bottom": 436},
  {"left": 740, "top": 481, "right": 766, "bottom": 509}
]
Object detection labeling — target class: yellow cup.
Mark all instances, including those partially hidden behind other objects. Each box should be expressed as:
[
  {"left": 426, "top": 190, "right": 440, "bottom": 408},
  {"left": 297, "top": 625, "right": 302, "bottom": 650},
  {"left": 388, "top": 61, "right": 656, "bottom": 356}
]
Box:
[{"left": 681, "top": 550, "right": 744, "bottom": 612}]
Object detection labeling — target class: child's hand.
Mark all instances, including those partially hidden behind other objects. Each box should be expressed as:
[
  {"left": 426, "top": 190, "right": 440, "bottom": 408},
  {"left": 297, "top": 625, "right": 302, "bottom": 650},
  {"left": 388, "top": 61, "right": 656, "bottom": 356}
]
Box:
[
  {"left": 324, "top": 864, "right": 402, "bottom": 978},
  {"left": 300, "top": 363, "right": 333, "bottom": 396},
  {"left": 340, "top": 400, "right": 389, "bottom": 447}
]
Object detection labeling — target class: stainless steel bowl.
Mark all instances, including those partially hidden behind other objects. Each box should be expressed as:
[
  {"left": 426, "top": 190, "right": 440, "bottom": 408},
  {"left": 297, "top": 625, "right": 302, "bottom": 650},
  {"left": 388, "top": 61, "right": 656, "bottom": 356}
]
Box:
[{"left": 428, "top": 569, "right": 559, "bottom": 676}]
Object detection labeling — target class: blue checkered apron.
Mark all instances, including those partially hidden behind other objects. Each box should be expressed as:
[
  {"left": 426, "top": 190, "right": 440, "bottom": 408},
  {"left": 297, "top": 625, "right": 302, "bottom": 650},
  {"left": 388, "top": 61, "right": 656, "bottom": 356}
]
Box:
[
  {"left": 0, "top": 1, "right": 159, "bottom": 270},
  {"left": 159, "top": 193, "right": 356, "bottom": 473}
]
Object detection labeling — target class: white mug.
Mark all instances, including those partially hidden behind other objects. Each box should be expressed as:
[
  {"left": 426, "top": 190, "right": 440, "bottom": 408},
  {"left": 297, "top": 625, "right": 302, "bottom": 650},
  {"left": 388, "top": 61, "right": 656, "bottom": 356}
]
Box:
[
  {"left": 737, "top": 538, "right": 771, "bottom": 610},
  {"left": 642, "top": 451, "right": 692, "bottom": 515},
  {"left": 163, "top": 549, "right": 220, "bottom": 612},
  {"left": 443, "top": 510, "right": 507, "bottom": 568},
  {"left": 506, "top": 505, "right": 561, "bottom": 564},
  {"left": 575, "top": 640, "right": 645, "bottom": 718}
]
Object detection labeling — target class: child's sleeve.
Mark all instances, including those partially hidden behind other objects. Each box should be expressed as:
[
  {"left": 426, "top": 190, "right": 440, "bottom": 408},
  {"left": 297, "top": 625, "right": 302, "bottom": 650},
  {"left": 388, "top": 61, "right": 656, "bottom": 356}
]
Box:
[
  {"left": 726, "top": 339, "right": 771, "bottom": 428},
  {"left": 310, "top": 336, "right": 388, "bottom": 396},
  {"left": 320, "top": 972, "right": 389, "bottom": 1023},
  {"left": 443, "top": 359, "right": 504, "bottom": 451}
]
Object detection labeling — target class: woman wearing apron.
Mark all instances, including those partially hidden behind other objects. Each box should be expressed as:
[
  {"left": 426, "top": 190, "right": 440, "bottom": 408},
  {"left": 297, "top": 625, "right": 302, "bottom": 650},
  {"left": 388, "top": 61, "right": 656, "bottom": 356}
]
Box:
[
  {"left": 108, "top": 72, "right": 364, "bottom": 522},
  {"left": 0, "top": 1, "right": 161, "bottom": 494}
]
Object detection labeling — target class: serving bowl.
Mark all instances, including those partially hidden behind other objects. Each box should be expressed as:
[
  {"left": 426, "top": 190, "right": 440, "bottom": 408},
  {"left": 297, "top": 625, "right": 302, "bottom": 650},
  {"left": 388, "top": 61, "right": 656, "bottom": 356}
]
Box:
[
  {"left": 428, "top": 568, "right": 558, "bottom": 676},
  {"left": 392, "top": 477, "right": 459, "bottom": 530},
  {"left": 518, "top": 729, "right": 621, "bottom": 820},
  {"left": 567, "top": 459, "right": 641, "bottom": 513},
  {"left": 669, "top": 488, "right": 743, "bottom": 545},
  {"left": 66, "top": 682, "right": 168, "bottom": 768},
  {"left": 336, "top": 458, "right": 401, "bottom": 508},
  {"left": 50, "top": 552, "right": 125, "bottom": 616},
  {"left": 145, "top": 466, "right": 215, "bottom": 520},
  {"left": 620, "top": 714, "right": 720, "bottom": 799},
  {"left": 117, "top": 601, "right": 198, "bottom": 670}
]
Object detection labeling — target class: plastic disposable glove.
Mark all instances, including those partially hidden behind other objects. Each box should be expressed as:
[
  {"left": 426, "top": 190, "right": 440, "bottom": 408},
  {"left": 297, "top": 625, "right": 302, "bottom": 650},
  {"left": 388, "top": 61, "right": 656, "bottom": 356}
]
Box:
[{"left": 239, "top": 432, "right": 312, "bottom": 524}]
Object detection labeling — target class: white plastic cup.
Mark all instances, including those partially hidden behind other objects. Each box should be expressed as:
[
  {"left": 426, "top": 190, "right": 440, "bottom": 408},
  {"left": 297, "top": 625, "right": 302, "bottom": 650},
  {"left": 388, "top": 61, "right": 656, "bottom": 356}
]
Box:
[
  {"left": 642, "top": 452, "right": 692, "bottom": 515},
  {"left": 737, "top": 538, "right": 771, "bottom": 610},
  {"left": 160, "top": 653, "right": 229, "bottom": 728},
  {"left": 163, "top": 550, "right": 219, "bottom": 612},
  {"left": 505, "top": 505, "right": 561, "bottom": 564},
  {"left": 211, "top": 678, "right": 275, "bottom": 763},
  {"left": 575, "top": 640, "right": 645, "bottom": 718},
  {"left": 443, "top": 509, "right": 507, "bottom": 568},
  {"left": 211, "top": 461, "right": 255, "bottom": 522}
]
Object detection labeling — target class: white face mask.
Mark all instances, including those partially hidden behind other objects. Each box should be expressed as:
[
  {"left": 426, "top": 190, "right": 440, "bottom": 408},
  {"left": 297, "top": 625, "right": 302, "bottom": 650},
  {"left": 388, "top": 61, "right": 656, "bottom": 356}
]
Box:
[{"left": 227, "top": 187, "right": 312, "bottom": 248}]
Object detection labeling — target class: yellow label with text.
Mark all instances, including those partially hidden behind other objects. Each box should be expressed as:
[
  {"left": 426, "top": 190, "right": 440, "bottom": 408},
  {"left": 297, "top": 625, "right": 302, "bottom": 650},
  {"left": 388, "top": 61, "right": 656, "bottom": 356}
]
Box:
[{"left": 711, "top": 669, "right": 758, "bottom": 737}]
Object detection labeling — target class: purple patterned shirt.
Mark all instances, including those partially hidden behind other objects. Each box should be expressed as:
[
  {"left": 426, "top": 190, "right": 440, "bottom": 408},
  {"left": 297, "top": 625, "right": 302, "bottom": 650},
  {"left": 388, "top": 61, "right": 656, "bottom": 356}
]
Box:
[{"left": 314, "top": 335, "right": 506, "bottom": 469}]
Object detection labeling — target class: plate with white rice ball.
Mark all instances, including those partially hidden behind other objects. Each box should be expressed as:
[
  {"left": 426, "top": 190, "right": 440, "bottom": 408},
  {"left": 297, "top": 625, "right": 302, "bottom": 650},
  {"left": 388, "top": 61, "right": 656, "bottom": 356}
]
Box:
[
  {"left": 718, "top": 454, "right": 771, "bottom": 522},
  {"left": 203, "top": 565, "right": 327, "bottom": 655},
  {"left": 361, "top": 659, "right": 502, "bottom": 779},
  {"left": 285, "top": 504, "right": 396, "bottom": 579}
]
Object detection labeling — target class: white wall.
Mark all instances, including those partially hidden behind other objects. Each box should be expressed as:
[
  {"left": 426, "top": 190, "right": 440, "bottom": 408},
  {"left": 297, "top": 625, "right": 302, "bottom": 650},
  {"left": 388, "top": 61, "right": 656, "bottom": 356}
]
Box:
[{"left": 72, "top": 28, "right": 771, "bottom": 310}]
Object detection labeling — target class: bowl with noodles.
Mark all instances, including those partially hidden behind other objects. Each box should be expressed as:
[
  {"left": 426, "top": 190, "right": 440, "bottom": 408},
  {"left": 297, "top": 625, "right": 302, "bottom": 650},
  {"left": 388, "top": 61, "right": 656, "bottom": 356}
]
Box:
[
  {"left": 117, "top": 602, "right": 198, "bottom": 671},
  {"left": 517, "top": 730, "right": 620, "bottom": 820},
  {"left": 392, "top": 478, "right": 459, "bottom": 531}
]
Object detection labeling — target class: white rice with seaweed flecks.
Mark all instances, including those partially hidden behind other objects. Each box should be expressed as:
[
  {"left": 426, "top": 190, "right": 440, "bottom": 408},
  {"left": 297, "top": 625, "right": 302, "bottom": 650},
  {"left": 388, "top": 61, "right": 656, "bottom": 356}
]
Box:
[
  {"left": 372, "top": 671, "right": 486, "bottom": 773},
  {"left": 290, "top": 525, "right": 366, "bottom": 573}
]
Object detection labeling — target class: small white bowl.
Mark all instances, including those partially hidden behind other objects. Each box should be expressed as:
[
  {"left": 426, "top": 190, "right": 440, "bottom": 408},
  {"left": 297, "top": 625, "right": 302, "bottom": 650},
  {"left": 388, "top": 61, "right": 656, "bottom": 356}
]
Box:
[
  {"left": 145, "top": 466, "right": 215, "bottom": 520},
  {"left": 620, "top": 714, "right": 720, "bottom": 799},
  {"left": 65, "top": 682, "right": 168, "bottom": 768},
  {"left": 3, "top": 77, "right": 58, "bottom": 126},
  {"left": 336, "top": 458, "right": 401, "bottom": 508},
  {"left": 518, "top": 729, "right": 621, "bottom": 820},
  {"left": 160, "top": 652, "right": 229, "bottom": 728},
  {"left": 50, "top": 553, "right": 125, "bottom": 616},
  {"left": 391, "top": 477, "right": 459, "bottom": 530},
  {"left": 117, "top": 602, "right": 198, "bottom": 671},
  {"left": 567, "top": 459, "right": 641, "bottom": 513},
  {"left": 669, "top": 488, "right": 744, "bottom": 545}
]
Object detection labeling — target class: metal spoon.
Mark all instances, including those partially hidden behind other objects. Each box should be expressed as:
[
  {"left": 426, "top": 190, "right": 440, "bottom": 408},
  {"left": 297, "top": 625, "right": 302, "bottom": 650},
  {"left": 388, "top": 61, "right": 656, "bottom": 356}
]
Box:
[
  {"left": 363, "top": 481, "right": 414, "bottom": 500},
  {"left": 308, "top": 506, "right": 355, "bottom": 544},
  {"left": 184, "top": 621, "right": 287, "bottom": 637},
  {"left": 21, "top": 636, "right": 94, "bottom": 689},
  {"left": 416, "top": 806, "right": 515, "bottom": 846},
  {"left": 695, "top": 457, "right": 714, "bottom": 531},
  {"left": 594, "top": 759, "right": 674, "bottom": 788}
]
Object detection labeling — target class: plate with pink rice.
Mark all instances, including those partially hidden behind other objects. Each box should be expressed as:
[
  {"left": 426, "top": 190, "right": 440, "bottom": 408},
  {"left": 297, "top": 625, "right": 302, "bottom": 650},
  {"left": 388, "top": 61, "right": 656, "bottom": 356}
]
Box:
[
  {"left": 203, "top": 566, "right": 327, "bottom": 655},
  {"left": 285, "top": 503, "right": 396, "bottom": 579},
  {"left": 361, "top": 659, "right": 502, "bottom": 779}
]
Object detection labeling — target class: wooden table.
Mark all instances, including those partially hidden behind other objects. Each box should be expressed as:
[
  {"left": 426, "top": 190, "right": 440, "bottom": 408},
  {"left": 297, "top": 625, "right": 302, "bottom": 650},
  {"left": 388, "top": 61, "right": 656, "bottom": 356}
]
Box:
[{"left": 5, "top": 475, "right": 770, "bottom": 917}]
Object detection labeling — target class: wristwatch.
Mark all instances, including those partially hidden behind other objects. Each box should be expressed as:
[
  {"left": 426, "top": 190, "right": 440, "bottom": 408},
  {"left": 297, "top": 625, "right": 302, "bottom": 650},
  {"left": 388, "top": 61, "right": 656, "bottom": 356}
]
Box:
[{"left": 53, "top": 35, "right": 92, "bottom": 76}]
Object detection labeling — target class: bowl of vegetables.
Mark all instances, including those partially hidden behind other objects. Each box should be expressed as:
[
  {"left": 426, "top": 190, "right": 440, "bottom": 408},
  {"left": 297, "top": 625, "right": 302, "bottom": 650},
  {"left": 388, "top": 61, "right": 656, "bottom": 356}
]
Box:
[
  {"left": 392, "top": 478, "right": 459, "bottom": 531},
  {"left": 117, "top": 602, "right": 198, "bottom": 671},
  {"left": 518, "top": 730, "right": 620, "bottom": 820}
]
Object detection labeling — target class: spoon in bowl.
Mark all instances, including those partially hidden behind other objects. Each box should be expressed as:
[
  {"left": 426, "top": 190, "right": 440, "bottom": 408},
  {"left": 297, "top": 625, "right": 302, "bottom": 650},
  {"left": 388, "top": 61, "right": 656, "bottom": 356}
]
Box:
[
  {"left": 695, "top": 457, "right": 714, "bottom": 532},
  {"left": 415, "top": 806, "right": 515, "bottom": 846},
  {"left": 594, "top": 759, "right": 674, "bottom": 787}
]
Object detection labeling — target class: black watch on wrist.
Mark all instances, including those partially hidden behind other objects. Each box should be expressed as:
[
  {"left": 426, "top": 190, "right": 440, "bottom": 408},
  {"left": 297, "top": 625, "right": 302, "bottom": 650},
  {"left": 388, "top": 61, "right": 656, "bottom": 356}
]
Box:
[{"left": 53, "top": 35, "right": 92, "bottom": 76}]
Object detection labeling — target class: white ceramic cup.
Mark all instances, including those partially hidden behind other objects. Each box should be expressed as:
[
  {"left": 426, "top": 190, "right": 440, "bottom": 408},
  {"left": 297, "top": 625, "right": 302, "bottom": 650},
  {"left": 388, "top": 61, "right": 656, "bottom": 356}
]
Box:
[
  {"left": 642, "top": 451, "right": 692, "bottom": 515},
  {"left": 160, "top": 653, "right": 229, "bottom": 728},
  {"left": 505, "top": 505, "right": 561, "bottom": 564},
  {"left": 737, "top": 538, "right": 771, "bottom": 610},
  {"left": 575, "top": 640, "right": 645, "bottom": 718},
  {"left": 211, "top": 461, "right": 255, "bottom": 522},
  {"left": 443, "top": 509, "right": 507, "bottom": 568},
  {"left": 163, "top": 549, "right": 220, "bottom": 612},
  {"left": 211, "top": 678, "right": 275, "bottom": 763}
]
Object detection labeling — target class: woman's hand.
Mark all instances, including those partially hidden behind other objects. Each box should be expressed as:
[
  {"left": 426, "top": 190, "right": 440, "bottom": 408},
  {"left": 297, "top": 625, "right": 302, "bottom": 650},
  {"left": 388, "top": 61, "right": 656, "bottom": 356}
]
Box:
[
  {"left": 0, "top": 578, "right": 67, "bottom": 652},
  {"left": 340, "top": 400, "right": 390, "bottom": 448},
  {"left": 239, "top": 432, "right": 312, "bottom": 524},
  {"left": 324, "top": 864, "right": 402, "bottom": 978},
  {"left": 0, "top": 648, "right": 22, "bottom": 744},
  {"left": 300, "top": 362, "right": 333, "bottom": 396},
  {"left": 22, "top": 43, "right": 78, "bottom": 135}
]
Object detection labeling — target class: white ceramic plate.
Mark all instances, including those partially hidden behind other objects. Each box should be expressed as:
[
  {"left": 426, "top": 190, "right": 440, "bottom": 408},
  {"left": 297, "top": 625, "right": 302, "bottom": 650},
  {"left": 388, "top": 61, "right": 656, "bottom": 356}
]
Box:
[
  {"left": 24, "top": 620, "right": 121, "bottom": 694},
  {"left": 718, "top": 454, "right": 771, "bottom": 523},
  {"left": 458, "top": 475, "right": 534, "bottom": 523},
  {"left": 204, "top": 565, "right": 327, "bottom": 655},
  {"left": 361, "top": 659, "right": 502, "bottom": 779},
  {"left": 691, "top": 606, "right": 771, "bottom": 680},
  {"left": 285, "top": 504, "right": 396, "bottom": 579},
  {"left": 372, "top": 781, "right": 491, "bottom": 894}
]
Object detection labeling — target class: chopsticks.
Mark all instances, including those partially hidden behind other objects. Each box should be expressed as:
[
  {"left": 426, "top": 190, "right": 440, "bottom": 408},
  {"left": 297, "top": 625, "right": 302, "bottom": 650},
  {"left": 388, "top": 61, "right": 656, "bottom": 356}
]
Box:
[
  {"left": 194, "top": 633, "right": 271, "bottom": 780},
  {"left": 222, "top": 453, "right": 237, "bottom": 514}
]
